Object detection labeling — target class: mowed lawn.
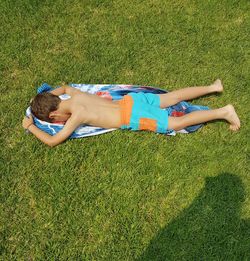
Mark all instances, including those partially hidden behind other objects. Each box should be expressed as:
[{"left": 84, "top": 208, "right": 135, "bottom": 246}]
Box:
[{"left": 1, "top": 0, "right": 249, "bottom": 260}]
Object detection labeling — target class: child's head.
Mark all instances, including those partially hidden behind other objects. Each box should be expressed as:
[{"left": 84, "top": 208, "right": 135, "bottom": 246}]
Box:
[{"left": 30, "top": 92, "right": 61, "bottom": 122}]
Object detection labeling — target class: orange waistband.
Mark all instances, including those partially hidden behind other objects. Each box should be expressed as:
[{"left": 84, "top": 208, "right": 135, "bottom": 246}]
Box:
[{"left": 118, "top": 95, "right": 134, "bottom": 126}]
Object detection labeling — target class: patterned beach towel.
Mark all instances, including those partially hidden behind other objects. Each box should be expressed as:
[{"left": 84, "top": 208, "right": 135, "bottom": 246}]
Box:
[{"left": 25, "top": 83, "right": 209, "bottom": 138}]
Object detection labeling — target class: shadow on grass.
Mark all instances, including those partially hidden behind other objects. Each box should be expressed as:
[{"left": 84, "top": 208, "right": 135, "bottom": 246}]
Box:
[{"left": 139, "top": 173, "right": 250, "bottom": 260}]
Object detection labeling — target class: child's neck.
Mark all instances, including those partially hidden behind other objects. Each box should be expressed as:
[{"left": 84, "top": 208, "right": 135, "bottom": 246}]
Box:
[{"left": 58, "top": 99, "right": 72, "bottom": 114}]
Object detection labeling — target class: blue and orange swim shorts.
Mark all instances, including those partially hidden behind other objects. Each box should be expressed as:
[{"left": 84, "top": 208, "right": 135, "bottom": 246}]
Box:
[{"left": 118, "top": 92, "right": 169, "bottom": 134}]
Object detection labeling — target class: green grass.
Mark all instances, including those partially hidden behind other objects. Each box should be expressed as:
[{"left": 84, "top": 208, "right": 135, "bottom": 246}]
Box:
[{"left": 1, "top": 0, "right": 249, "bottom": 260}]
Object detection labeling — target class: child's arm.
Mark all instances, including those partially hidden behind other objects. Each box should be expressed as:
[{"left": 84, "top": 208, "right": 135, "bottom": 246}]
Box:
[
  {"left": 22, "top": 114, "right": 81, "bottom": 147},
  {"left": 49, "top": 85, "right": 82, "bottom": 96}
]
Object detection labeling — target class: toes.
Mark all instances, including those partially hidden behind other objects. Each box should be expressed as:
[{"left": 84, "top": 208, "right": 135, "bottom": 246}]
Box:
[{"left": 229, "top": 125, "right": 239, "bottom": 131}]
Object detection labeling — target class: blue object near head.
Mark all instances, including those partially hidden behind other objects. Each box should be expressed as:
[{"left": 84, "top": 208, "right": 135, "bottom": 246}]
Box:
[{"left": 37, "top": 83, "right": 53, "bottom": 94}]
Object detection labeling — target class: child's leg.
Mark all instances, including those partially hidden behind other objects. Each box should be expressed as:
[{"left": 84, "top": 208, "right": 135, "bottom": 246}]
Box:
[
  {"left": 159, "top": 79, "right": 223, "bottom": 108},
  {"left": 168, "top": 104, "right": 240, "bottom": 131}
]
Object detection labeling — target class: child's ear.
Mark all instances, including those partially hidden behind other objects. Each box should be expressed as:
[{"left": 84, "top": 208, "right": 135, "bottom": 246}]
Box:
[{"left": 49, "top": 111, "right": 57, "bottom": 119}]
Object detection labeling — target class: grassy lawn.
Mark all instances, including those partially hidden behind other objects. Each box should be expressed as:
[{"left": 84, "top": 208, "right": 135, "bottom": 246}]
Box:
[{"left": 1, "top": 0, "right": 249, "bottom": 260}]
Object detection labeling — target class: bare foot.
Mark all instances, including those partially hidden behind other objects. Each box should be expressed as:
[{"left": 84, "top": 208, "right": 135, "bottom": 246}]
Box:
[
  {"left": 223, "top": 105, "right": 241, "bottom": 131},
  {"left": 211, "top": 79, "right": 223, "bottom": 93}
]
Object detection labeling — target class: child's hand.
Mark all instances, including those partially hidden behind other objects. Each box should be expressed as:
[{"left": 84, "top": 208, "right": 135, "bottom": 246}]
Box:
[{"left": 22, "top": 115, "right": 34, "bottom": 129}]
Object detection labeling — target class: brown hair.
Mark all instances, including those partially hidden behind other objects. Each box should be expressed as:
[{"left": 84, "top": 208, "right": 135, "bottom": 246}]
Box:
[{"left": 30, "top": 92, "right": 61, "bottom": 122}]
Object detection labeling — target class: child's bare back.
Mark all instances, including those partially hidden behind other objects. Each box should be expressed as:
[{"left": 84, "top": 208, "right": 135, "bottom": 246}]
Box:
[{"left": 65, "top": 90, "right": 121, "bottom": 129}]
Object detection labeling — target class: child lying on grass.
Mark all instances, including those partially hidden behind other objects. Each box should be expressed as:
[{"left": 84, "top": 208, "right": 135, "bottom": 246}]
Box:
[{"left": 22, "top": 79, "right": 240, "bottom": 147}]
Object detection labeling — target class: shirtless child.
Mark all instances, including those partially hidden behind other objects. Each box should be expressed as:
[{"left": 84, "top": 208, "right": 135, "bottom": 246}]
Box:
[{"left": 22, "top": 79, "right": 240, "bottom": 147}]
